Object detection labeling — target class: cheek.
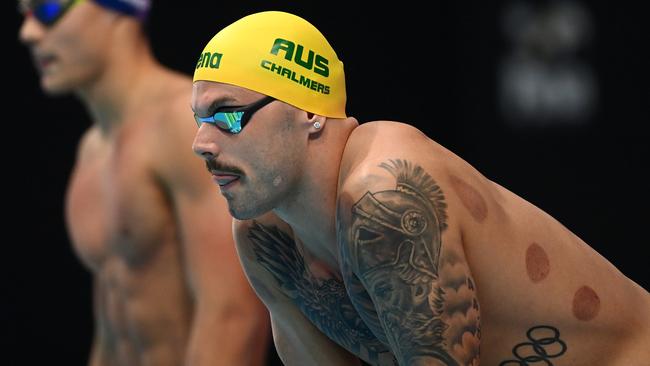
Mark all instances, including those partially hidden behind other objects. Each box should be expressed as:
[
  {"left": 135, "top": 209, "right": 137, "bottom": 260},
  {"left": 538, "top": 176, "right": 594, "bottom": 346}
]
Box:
[
  {"left": 244, "top": 117, "right": 305, "bottom": 187},
  {"left": 78, "top": 40, "right": 106, "bottom": 69},
  {"left": 252, "top": 135, "right": 298, "bottom": 173},
  {"left": 52, "top": 39, "right": 93, "bottom": 76},
  {"left": 243, "top": 145, "right": 281, "bottom": 187},
  {"left": 61, "top": 30, "right": 107, "bottom": 66}
]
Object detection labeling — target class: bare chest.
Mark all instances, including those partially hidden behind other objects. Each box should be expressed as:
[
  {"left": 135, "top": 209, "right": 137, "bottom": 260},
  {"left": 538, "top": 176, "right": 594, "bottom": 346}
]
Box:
[
  {"left": 65, "top": 137, "right": 174, "bottom": 271},
  {"left": 247, "top": 223, "right": 397, "bottom": 365}
]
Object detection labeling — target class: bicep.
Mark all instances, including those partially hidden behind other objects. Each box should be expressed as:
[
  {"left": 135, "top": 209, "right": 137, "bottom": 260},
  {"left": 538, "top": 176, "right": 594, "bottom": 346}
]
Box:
[{"left": 339, "top": 158, "right": 481, "bottom": 366}]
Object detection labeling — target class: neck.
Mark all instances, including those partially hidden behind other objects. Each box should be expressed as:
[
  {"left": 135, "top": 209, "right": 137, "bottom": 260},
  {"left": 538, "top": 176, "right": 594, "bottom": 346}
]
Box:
[
  {"left": 273, "top": 117, "right": 358, "bottom": 268},
  {"left": 75, "top": 22, "right": 160, "bottom": 133}
]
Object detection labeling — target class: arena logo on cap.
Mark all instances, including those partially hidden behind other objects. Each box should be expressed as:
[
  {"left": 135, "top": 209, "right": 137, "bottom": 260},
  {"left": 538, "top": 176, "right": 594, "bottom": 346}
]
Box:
[{"left": 196, "top": 52, "right": 223, "bottom": 70}]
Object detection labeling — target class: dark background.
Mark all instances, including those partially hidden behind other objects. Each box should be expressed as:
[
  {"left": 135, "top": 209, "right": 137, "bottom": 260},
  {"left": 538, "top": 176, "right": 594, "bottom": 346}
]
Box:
[{"left": 5, "top": 1, "right": 648, "bottom": 364}]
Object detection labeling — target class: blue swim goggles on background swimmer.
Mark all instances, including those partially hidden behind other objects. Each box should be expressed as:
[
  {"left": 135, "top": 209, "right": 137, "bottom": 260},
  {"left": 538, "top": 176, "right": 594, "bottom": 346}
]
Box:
[
  {"left": 194, "top": 96, "right": 275, "bottom": 134},
  {"left": 23, "top": 0, "right": 84, "bottom": 26}
]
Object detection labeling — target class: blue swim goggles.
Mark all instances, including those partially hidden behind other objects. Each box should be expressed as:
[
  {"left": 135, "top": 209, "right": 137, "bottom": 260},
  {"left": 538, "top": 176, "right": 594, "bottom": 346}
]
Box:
[
  {"left": 194, "top": 96, "right": 275, "bottom": 134},
  {"left": 22, "top": 0, "right": 84, "bottom": 26}
]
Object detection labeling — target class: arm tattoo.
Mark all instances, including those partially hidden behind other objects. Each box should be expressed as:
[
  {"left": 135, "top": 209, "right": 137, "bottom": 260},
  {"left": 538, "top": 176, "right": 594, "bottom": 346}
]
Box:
[
  {"left": 247, "top": 223, "right": 396, "bottom": 365},
  {"left": 499, "top": 325, "right": 567, "bottom": 365},
  {"left": 345, "top": 159, "right": 460, "bottom": 365}
]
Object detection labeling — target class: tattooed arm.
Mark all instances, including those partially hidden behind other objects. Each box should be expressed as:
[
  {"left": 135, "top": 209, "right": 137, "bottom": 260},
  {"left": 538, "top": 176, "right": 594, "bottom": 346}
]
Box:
[
  {"left": 338, "top": 159, "right": 481, "bottom": 366},
  {"left": 233, "top": 216, "right": 363, "bottom": 366}
]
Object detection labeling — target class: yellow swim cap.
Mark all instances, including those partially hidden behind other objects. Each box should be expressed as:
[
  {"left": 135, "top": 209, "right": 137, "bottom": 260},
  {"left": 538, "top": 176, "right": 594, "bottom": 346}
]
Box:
[{"left": 193, "top": 11, "right": 346, "bottom": 118}]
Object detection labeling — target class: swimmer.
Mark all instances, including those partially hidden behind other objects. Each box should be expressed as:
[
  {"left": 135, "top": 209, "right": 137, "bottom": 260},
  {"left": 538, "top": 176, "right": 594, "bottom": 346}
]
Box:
[
  {"left": 191, "top": 11, "right": 650, "bottom": 366},
  {"left": 18, "top": 1, "right": 271, "bottom": 364}
]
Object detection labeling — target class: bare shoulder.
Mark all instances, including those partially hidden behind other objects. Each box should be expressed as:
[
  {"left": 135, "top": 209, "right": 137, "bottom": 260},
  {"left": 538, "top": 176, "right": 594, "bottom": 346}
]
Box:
[
  {"left": 152, "top": 70, "right": 194, "bottom": 132},
  {"left": 144, "top": 71, "right": 204, "bottom": 182},
  {"left": 74, "top": 126, "right": 105, "bottom": 164},
  {"left": 342, "top": 121, "right": 452, "bottom": 181},
  {"left": 349, "top": 120, "right": 431, "bottom": 142},
  {"left": 343, "top": 121, "right": 431, "bottom": 161},
  {"left": 136, "top": 68, "right": 193, "bottom": 138},
  {"left": 339, "top": 121, "right": 498, "bottom": 225},
  {"left": 337, "top": 121, "right": 474, "bottom": 260}
]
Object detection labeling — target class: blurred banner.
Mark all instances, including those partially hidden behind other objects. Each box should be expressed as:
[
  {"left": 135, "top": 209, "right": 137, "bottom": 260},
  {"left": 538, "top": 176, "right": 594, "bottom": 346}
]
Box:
[{"left": 499, "top": 1, "right": 597, "bottom": 127}]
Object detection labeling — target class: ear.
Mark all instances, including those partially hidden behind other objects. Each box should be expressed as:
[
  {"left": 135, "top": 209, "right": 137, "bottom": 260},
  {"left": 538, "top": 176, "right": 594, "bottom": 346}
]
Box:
[{"left": 304, "top": 111, "right": 327, "bottom": 134}]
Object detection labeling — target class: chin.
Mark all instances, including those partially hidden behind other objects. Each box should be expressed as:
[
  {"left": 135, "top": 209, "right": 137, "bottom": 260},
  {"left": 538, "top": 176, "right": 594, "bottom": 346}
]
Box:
[
  {"left": 41, "top": 78, "right": 74, "bottom": 96},
  {"left": 227, "top": 199, "right": 270, "bottom": 221},
  {"left": 42, "top": 87, "right": 70, "bottom": 97},
  {"left": 228, "top": 206, "right": 259, "bottom": 221}
]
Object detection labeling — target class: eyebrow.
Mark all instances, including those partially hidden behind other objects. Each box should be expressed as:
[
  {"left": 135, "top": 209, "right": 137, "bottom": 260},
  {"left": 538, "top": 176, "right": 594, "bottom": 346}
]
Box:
[{"left": 196, "top": 96, "right": 240, "bottom": 117}]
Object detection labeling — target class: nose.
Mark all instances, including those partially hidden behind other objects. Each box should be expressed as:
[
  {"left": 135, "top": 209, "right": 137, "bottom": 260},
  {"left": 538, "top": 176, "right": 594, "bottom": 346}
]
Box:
[
  {"left": 192, "top": 124, "right": 223, "bottom": 160},
  {"left": 19, "top": 14, "right": 46, "bottom": 46}
]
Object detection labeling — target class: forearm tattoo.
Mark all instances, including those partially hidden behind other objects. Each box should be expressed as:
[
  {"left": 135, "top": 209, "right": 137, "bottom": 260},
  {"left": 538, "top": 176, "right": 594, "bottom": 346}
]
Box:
[{"left": 344, "top": 159, "right": 462, "bottom": 365}]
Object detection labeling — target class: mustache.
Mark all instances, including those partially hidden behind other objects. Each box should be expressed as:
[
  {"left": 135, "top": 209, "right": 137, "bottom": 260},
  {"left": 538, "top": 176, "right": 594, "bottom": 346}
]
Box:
[{"left": 205, "top": 159, "right": 244, "bottom": 176}]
